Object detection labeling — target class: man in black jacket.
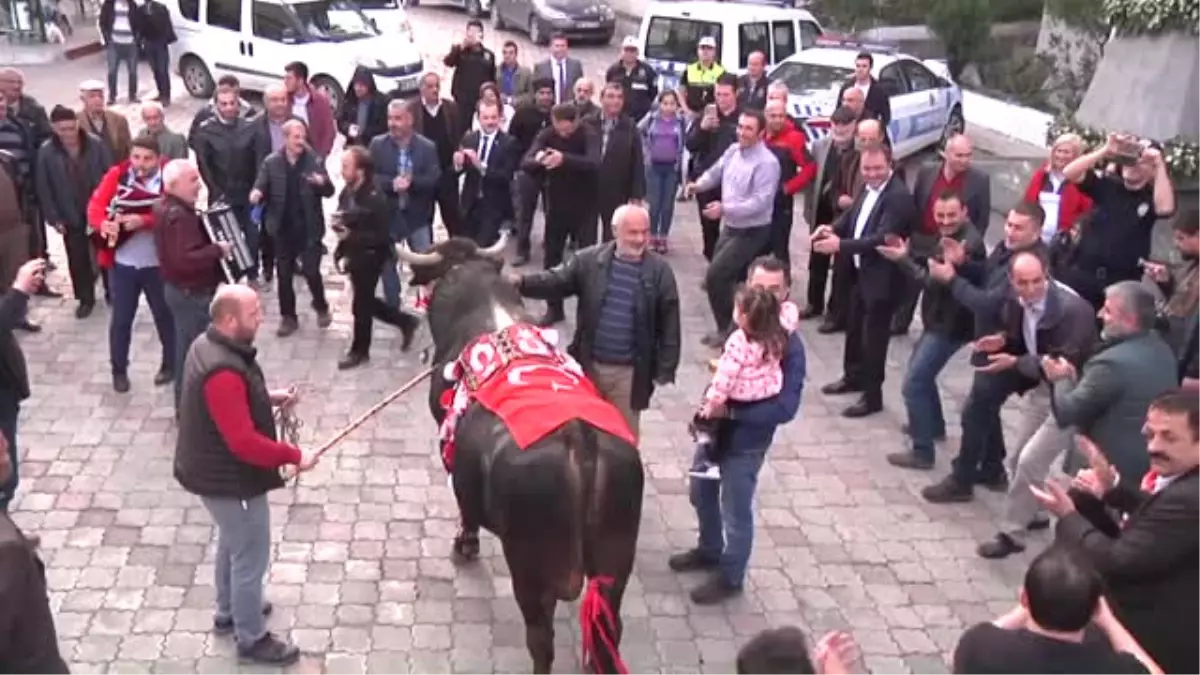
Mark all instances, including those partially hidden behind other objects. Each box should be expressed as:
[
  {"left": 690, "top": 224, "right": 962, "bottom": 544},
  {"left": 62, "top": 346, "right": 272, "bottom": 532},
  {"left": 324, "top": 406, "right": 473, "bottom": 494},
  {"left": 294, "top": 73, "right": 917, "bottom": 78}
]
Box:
[
  {"left": 193, "top": 88, "right": 260, "bottom": 281},
  {"left": 456, "top": 101, "right": 517, "bottom": 247},
  {"left": 98, "top": 0, "right": 145, "bottom": 104},
  {"left": 513, "top": 204, "right": 680, "bottom": 436},
  {"left": 0, "top": 69, "right": 51, "bottom": 263},
  {"left": 338, "top": 67, "right": 388, "bottom": 148},
  {"left": 188, "top": 75, "right": 257, "bottom": 141},
  {"left": 605, "top": 37, "right": 658, "bottom": 123},
  {"left": 508, "top": 78, "right": 554, "bottom": 265},
  {"left": 0, "top": 259, "right": 44, "bottom": 511},
  {"left": 521, "top": 102, "right": 601, "bottom": 325},
  {"left": 589, "top": 83, "right": 645, "bottom": 244},
  {"left": 835, "top": 52, "right": 891, "bottom": 129},
  {"left": 876, "top": 192, "right": 985, "bottom": 469},
  {"left": 686, "top": 75, "right": 739, "bottom": 260},
  {"left": 443, "top": 19, "right": 496, "bottom": 126},
  {"left": 135, "top": 0, "right": 176, "bottom": 105}
]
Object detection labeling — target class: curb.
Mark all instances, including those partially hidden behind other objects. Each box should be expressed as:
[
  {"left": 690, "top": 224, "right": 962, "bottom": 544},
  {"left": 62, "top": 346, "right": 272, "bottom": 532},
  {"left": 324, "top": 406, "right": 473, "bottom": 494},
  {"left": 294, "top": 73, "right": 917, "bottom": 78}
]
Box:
[{"left": 65, "top": 40, "right": 104, "bottom": 59}]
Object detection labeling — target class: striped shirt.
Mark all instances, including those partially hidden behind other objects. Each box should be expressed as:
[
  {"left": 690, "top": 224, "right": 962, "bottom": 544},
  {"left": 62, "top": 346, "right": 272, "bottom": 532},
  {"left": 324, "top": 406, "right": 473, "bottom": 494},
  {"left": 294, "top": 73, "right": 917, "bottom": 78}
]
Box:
[
  {"left": 592, "top": 256, "right": 642, "bottom": 365},
  {"left": 110, "top": 0, "right": 135, "bottom": 45},
  {"left": 0, "top": 119, "right": 32, "bottom": 182}
]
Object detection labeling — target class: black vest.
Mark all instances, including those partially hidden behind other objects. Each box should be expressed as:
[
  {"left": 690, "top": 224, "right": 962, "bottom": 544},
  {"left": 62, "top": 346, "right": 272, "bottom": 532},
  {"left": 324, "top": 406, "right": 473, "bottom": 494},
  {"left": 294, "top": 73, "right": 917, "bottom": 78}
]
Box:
[{"left": 174, "top": 328, "right": 283, "bottom": 498}]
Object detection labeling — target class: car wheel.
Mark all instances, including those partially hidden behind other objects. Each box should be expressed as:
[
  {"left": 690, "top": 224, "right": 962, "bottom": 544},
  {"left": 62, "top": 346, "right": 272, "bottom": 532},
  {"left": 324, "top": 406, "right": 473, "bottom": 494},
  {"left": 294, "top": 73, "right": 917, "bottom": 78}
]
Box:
[
  {"left": 528, "top": 14, "right": 547, "bottom": 45},
  {"left": 492, "top": 3, "right": 505, "bottom": 28},
  {"left": 180, "top": 55, "right": 214, "bottom": 98},
  {"left": 311, "top": 75, "right": 345, "bottom": 112},
  {"left": 940, "top": 104, "right": 965, "bottom": 149}
]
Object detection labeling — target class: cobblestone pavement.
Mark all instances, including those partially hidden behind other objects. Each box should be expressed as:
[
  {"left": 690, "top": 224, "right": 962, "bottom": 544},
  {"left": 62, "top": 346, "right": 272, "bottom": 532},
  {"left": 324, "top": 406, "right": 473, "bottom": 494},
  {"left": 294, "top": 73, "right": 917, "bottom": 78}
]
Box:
[{"left": 12, "top": 9, "right": 1045, "bottom": 673}]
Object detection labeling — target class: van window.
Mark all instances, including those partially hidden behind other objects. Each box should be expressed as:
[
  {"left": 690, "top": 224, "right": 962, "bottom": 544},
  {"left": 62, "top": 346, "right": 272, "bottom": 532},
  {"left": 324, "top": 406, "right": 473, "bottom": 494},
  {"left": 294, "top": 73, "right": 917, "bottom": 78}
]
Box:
[
  {"left": 644, "top": 17, "right": 721, "bottom": 64},
  {"left": 179, "top": 0, "right": 198, "bottom": 21},
  {"left": 252, "top": 0, "right": 293, "bottom": 40},
  {"left": 798, "top": 20, "right": 820, "bottom": 48},
  {"left": 771, "top": 21, "right": 796, "bottom": 62},
  {"left": 206, "top": 0, "right": 241, "bottom": 31},
  {"left": 737, "top": 22, "right": 768, "bottom": 68}
]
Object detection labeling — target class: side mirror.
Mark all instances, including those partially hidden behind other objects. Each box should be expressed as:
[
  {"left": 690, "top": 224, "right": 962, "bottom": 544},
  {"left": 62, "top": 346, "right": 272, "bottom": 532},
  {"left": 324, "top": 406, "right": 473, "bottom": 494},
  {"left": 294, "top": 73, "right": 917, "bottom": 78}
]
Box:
[{"left": 280, "top": 27, "right": 298, "bottom": 43}]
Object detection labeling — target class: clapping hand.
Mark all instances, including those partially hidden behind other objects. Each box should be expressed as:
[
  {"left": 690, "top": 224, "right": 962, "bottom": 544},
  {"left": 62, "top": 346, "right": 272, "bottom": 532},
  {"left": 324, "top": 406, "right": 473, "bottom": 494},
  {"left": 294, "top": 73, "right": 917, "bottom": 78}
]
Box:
[
  {"left": 1041, "top": 355, "right": 1077, "bottom": 382},
  {"left": 927, "top": 256, "right": 956, "bottom": 283},
  {"left": 875, "top": 234, "right": 908, "bottom": 261},
  {"left": 270, "top": 385, "right": 300, "bottom": 409},
  {"left": 1030, "top": 478, "right": 1076, "bottom": 517},
  {"left": 1071, "top": 435, "right": 1117, "bottom": 499},
  {"left": 542, "top": 150, "right": 564, "bottom": 169},
  {"left": 940, "top": 236, "right": 967, "bottom": 265}
]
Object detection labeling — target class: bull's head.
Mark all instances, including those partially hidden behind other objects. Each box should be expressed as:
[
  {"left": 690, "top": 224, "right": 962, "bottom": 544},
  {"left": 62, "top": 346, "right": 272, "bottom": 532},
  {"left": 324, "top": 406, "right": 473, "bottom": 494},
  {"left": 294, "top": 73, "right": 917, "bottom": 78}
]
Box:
[{"left": 396, "top": 233, "right": 508, "bottom": 287}]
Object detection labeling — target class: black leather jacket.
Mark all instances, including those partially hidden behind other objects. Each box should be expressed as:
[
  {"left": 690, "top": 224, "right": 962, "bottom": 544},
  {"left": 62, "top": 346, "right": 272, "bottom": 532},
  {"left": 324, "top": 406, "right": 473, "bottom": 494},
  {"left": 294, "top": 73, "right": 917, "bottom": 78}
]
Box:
[{"left": 192, "top": 116, "right": 257, "bottom": 206}]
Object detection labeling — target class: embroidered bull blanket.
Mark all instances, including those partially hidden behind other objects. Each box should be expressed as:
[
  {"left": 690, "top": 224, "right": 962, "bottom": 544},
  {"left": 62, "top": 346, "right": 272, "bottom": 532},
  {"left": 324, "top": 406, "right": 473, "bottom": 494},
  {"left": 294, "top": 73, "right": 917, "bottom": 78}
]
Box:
[{"left": 439, "top": 323, "right": 636, "bottom": 471}]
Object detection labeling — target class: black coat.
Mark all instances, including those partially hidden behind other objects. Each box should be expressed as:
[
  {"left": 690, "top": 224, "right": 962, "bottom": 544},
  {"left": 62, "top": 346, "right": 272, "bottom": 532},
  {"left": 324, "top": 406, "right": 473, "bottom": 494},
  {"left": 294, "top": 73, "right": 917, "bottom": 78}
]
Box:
[
  {"left": 335, "top": 180, "right": 393, "bottom": 267},
  {"left": 521, "top": 125, "right": 600, "bottom": 210},
  {"left": 507, "top": 103, "right": 550, "bottom": 158},
  {"left": 134, "top": 0, "right": 176, "bottom": 44},
  {"left": 444, "top": 43, "right": 497, "bottom": 119},
  {"left": 997, "top": 280, "right": 1098, "bottom": 393},
  {"left": 896, "top": 222, "right": 987, "bottom": 342},
  {"left": 517, "top": 242, "right": 681, "bottom": 411},
  {"left": 34, "top": 131, "right": 114, "bottom": 232},
  {"left": 586, "top": 114, "right": 646, "bottom": 210},
  {"left": 193, "top": 116, "right": 257, "bottom": 205},
  {"left": 0, "top": 515, "right": 68, "bottom": 674},
  {"left": 684, "top": 107, "right": 739, "bottom": 180},
  {"left": 457, "top": 129, "right": 518, "bottom": 216},
  {"left": 252, "top": 148, "right": 334, "bottom": 246},
  {"left": 831, "top": 174, "right": 916, "bottom": 305},
  {"left": 836, "top": 76, "right": 891, "bottom": 127},
  {"left": 0, "top": 290, "right": 30, "bottom": 401},
  {"left": 338, "top": 67, "right": 389, "bottom": 147}
]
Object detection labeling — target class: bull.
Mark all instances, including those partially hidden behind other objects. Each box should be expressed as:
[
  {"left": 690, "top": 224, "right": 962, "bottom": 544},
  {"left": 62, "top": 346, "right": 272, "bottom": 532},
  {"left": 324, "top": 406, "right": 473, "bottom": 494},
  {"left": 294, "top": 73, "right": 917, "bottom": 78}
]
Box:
[{"left": 397, "top": 235, "right": 645, "bottom": 674}]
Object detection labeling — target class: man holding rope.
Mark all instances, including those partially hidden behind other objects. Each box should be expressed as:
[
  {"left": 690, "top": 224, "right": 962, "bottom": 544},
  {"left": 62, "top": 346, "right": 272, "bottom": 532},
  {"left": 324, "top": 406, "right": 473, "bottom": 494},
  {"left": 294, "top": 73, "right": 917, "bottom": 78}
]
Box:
[{"left": 172, "top": 284, "right": 316, "bottom": 666}]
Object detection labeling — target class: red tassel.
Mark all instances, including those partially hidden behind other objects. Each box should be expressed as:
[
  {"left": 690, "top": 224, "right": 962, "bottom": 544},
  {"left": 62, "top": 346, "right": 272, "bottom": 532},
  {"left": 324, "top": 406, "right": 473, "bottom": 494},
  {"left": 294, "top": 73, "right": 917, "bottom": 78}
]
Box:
[{"left": 579, "top": 576, "right": 628, "bottom": 674}]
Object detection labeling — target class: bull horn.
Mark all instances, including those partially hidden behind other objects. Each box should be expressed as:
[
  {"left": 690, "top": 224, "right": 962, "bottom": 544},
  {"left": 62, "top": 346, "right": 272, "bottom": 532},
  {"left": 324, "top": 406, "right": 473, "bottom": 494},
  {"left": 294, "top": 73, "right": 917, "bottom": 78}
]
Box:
[
  {"left": 479, "top": 231, "right": 509, "bottom": 259},
  {"left": 395, "top": 243, "right": 443, "bottom": 266}
]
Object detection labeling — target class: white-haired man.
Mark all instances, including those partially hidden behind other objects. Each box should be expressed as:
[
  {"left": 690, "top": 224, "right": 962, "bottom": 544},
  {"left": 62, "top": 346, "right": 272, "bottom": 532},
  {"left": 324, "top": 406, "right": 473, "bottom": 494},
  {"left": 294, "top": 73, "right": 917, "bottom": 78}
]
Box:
[
  {"left": 139, "top": 100, "right": 187, "bottom": 160},
  {"left": 512, "top": 204, "right": 681, "bottom": 436}
]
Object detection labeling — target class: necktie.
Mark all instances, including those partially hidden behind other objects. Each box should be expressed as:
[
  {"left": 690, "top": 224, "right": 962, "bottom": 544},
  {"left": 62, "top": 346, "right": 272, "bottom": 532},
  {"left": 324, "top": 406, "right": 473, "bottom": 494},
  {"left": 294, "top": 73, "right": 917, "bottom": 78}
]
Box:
[
  {"left": 480, "top": 135, "right": 492, "bottom": 168},
  {"left": 557, "top": 61, "right": 566, "bottom": 101}
]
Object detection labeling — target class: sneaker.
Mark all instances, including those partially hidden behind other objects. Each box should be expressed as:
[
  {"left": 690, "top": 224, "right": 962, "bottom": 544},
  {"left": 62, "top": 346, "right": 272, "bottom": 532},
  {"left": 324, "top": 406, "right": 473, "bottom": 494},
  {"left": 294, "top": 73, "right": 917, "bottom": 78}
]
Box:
[
  {"left": 214, "top": 602, "right": 274, "bottom": 634},
  {"left": 236, "top": 632, "right": 299, "bottom": 666},
  {"left": 688, "top": 462, "right": 721, "bottom": 481},
  {"left": 667, "top": 548, "right": 719, "bottom": 573}
]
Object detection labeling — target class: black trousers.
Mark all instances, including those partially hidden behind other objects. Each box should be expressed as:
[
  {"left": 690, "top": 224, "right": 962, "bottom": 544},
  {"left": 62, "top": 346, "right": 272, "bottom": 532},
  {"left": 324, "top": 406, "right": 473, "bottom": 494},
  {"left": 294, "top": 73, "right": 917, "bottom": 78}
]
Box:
[
  {"left": 24, "top": 201, "right": 46, "bottom": 260},
  {"left": 761, "top": 205, "right": 793, "bottom": 266},
  {"left": 696, "top": 189, "right": 721, "bottom": 261},
  {"left": 436, "top": 171, "right": 464, "bottom": 238},
  {"left": 260, "top": 230, "right": 276, "bottom": 279},
  {"left": 465, "top": 196, "right": 507, "bottom": 247},
  {"left": 841, "top": 271, "right": 897, "bottom": 403},
  {"left": 542, "top": 203, "right": 596, "bottom": 316},
  {"left": 950, "top": 369, "right": 1024, "bottom": 485},
  {"left": 515, "top": 172, "right": 543, "bottom": 257},
  {"left": 705, "top": 226, "right": 772, "bottom": 334},
  {"left": 891, "top": 272, "right": 923, "bottom": 332},
  {"left": 347, "top": 248, "right": 417, "bottom": 356},
  {"left": 275, "top": 237, "right": 327, "bottom": 319},
  {"left": 597, "top": 196, "right": 629, "bottom": 244},
  {"left": 62, "top": 225, "right": 96, "bottom": 305}
]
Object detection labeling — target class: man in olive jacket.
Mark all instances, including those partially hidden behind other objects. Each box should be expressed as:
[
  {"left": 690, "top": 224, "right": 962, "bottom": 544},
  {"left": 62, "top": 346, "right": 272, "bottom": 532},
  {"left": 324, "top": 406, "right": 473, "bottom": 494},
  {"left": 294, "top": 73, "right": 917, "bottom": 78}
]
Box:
[{"left": 514, "top": 204, "right": 680, "bottom": 437}]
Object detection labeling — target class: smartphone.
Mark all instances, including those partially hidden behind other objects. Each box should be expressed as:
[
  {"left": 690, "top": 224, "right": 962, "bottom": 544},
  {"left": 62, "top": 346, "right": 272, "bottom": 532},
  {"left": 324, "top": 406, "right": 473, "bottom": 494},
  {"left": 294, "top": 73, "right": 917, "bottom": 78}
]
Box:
[{"left": 703, "top": 103, "right": 717, "bottom": 120}]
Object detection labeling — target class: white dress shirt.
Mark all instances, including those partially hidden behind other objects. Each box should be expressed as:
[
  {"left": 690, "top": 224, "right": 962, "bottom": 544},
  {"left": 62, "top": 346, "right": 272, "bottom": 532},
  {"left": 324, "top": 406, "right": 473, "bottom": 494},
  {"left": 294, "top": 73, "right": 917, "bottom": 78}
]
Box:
[
  {"left": 851, "top": 175, "right": 889, "bottom": 267},
  {"left": 1038, "top": 171, "right": 1066, "bottom": 242},
  {"left": 291, "top": 92, "right": 310, "bottom": 124},
  {"left": 1021, "top": 296, "right": 1047, "bottom": 356}
]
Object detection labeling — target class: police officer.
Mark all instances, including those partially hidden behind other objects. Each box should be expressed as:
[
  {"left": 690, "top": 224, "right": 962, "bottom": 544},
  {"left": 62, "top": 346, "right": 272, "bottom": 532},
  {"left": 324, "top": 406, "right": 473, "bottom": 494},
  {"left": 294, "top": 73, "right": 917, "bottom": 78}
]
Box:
[
  {"left": 443, "top": 19, "right": 497, "bottom": 129},
  {"left": 677, "top": 36, "right": 725, "bottom": 117},
  {"left": 605, "top": 37, "right": 658, "bottom": 123}
]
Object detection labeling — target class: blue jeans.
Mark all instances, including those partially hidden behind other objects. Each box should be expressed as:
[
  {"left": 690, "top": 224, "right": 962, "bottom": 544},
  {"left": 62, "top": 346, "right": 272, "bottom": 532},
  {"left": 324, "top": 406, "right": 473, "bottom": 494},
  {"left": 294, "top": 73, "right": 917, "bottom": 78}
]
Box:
[
  {"left": 109, "top": 264, "right": 175, "bottom": 376},
  {"left": 0, "top": 389, "right": 20, "bottom": 511},
  {"left": 105, "top": 42, "right": 138, "bottom": 102},
  {"left": 645, "top": 162, "right": 679, "bottom": 237},
  {"left": 900, "top": 331, "right": 964, "bottom": 461},
  {"left": 689, "top": 426, "right": 769, "bottom": 588},
  {"left": 202, "top": 494, "right": 271, "bottom": 647},
  {"left": 164, "top": 283, "right": 214, "bottom": 409},
  {"left": 381, "top": 212, "right": 432, "bottom": 309}
]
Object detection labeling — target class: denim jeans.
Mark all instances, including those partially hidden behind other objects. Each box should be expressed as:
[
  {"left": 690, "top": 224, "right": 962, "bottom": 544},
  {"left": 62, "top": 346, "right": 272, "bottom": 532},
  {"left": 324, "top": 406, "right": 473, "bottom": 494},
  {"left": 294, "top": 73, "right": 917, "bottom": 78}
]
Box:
[
  {"left": 164, "top": 283, "right": 214, "bottom": 409},
  {"left": 202, "top": 494, "right": 271, "bottom": 647},
  {"left": 689, "top": 428, "right": 769, "bottom": 588},
  {"left": 645, "top": 162, "right": 679, "bottom": 238},
  {"left": 900, "top": 331, "right": 965, "bottom": 461},
  {"left": 105, "top": 42, "right": 138, "bottom": 102},
  {"left": 381, "top": 212, "right": 432, "bottom": 309},
  {"left": 109, "top": 264, "right": 175, "bottom": 375},
  {"left": 0, "top": 389, "right": 20, "bottom": 511}
]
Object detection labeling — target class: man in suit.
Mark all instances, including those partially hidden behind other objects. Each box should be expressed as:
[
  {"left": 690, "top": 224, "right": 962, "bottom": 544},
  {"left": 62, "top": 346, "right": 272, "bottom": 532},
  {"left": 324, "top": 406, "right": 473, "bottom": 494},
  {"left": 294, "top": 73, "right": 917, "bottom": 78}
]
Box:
[
  {"left": 802, "top": 106, "right": 860, "bottom": 332},
  {"left": 1033, "top": 389, "right": 1198, "bottom": 675},
  {"left": 835, "top": 51, "right": 891, "bottom": 128},
  {"left": 533, "top": 34, "right": 584, "bottom": 105},
  {"left": 497, "top": 41, "right": 534, "bottom": 106},
  {"left": 456, "top": 101, "right": 517, "bottom": 247},
  {"left": 408, "top": 72, "right": 464, "bottom": 240},
  {"left": 77, "top": 80, "right": 132, "bottom": 163},
  {"left": 812, "top": 144, "right": 914, "bottom": 417},
  {"left": 370, "top": 99, "right": 441, "bottom": 310},
  {"left": 589, "top": 83, "right": 645, "bottom": 244}
]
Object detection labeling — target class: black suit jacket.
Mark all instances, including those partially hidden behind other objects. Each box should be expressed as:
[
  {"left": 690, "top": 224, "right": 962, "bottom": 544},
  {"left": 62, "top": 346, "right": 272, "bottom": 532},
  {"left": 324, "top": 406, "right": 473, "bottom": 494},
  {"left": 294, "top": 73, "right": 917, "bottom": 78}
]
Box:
[
  {"left": 457, "top": 129, "right": 517, "bottom": 215},
  {"left": 832, "top": 174, "right": 914, "bottom": 304},
  {"left": 836, "top": 77, "right": 891, "bottom": 127},
  {"left": 1059, "top": 469, "right": 1199, "bottom": 675},
  {"left": 913, "top": 164, "right": 991, "bottom": 235},
  {"left": 585, "top": 114, "right": 646, "bottom": 211}
]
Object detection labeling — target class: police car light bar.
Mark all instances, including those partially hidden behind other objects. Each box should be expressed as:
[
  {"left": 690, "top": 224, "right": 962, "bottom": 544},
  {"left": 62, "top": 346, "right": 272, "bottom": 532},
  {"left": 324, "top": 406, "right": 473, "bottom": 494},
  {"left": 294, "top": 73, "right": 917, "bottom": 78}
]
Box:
[{"left": 813, "top": 36, "right": 898, "bottom": 54}]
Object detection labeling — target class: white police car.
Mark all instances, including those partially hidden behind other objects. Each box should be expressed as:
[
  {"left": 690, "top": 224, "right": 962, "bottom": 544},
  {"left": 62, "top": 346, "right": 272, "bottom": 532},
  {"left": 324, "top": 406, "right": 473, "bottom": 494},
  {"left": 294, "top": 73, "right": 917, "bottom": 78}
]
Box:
[{"left": 768, "top": 38, "right": 964, "bottom": 160}]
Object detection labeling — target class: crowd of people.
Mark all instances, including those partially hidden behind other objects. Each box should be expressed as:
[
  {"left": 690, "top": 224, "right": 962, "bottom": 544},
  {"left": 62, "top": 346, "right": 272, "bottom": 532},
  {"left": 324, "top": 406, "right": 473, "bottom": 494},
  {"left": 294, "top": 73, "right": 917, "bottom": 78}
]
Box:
[{"left": 0, "top": 16, "right": 1196, "bottom": 674}]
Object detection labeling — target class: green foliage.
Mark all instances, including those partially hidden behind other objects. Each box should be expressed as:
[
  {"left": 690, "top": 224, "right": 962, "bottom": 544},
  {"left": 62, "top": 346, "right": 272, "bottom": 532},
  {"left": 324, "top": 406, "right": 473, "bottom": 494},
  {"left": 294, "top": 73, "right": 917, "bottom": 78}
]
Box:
[
  {"left": 1102, "top": 0, "right": 1200, "bottom": 34},
  {"left": 1047, "top": 116, "right": 1200, "bottom": 178},
  {"left": 809, "top": 0, "right": 1041, "bottom": 29},
  {"left": 926, "top": 0, "right": 994, "bottom": 78}
]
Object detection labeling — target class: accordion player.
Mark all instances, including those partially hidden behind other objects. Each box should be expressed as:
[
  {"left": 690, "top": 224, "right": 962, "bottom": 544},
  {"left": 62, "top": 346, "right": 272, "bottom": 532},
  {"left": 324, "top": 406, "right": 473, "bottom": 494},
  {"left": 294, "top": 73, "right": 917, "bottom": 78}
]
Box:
[{"left": 203, "top": 202, "right": 256, "bottom": 282}]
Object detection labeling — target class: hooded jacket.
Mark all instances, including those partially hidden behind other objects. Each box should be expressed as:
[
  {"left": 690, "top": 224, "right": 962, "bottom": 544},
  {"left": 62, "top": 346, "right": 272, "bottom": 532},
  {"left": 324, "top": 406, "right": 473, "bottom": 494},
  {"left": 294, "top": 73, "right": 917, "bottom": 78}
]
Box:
[
  {"left": 192, "top": 115, "right": 257, "bottom": 206},
  {"left": 337, "top": 66, "right": 388, "bottom": 147}
]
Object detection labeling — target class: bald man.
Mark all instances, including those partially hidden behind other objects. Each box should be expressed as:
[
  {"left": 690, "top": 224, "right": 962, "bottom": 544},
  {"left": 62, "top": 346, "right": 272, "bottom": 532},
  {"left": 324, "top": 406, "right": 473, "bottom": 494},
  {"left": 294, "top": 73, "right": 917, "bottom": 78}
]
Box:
[
  {"left": 173, "top": 283, "right": 312, "bottom": 665},
  {"left": 737, "top": 52, "right": 771, "bottom": 110},
  {"left": 513, "top": 204, "right": 681, "bottom": 436}
]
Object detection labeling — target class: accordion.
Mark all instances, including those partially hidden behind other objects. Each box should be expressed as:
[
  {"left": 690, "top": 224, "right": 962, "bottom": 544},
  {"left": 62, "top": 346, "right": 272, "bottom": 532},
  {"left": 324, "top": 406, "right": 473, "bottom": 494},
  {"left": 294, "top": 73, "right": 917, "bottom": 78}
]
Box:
[{"left": 203, "top": 202, "right": 255, "bottom": 282}]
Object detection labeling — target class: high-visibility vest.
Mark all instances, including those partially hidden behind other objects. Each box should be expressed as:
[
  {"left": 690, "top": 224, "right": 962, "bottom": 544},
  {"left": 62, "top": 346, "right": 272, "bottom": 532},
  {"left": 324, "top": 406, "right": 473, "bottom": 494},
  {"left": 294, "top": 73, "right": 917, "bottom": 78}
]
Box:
[{"left": 682, "top": 61, "right": 726, "bottom": 111}]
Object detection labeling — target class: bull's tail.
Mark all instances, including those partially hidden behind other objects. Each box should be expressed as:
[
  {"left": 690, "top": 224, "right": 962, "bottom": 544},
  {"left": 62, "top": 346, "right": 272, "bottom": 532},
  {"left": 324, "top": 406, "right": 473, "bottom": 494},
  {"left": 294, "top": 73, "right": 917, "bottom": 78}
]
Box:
[{"left": 557, "top": 419, "right": 596, "bottom": 602}]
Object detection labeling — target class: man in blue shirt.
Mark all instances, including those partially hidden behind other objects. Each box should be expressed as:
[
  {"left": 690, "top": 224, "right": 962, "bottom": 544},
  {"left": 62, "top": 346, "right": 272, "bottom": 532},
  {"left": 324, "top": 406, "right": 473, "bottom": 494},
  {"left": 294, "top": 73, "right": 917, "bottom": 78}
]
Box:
[{"left": 669, "top": 255, "right": 807, "bottom": 604}]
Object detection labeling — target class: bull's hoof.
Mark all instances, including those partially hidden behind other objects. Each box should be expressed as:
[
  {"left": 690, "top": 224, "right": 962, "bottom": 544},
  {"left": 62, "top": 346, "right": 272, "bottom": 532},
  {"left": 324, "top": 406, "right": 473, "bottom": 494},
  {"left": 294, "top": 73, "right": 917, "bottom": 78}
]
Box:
[{"left": 452, "top": 531, "right": 480, "bottom": 563}]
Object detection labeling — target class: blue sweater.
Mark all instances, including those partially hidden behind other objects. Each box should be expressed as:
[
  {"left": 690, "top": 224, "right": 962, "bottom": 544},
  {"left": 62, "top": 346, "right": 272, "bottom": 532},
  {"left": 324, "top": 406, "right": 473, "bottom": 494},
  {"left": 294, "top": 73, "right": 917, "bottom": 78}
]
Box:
[{"left": 727, "top": 332, "right": 806, "bottom": 450}]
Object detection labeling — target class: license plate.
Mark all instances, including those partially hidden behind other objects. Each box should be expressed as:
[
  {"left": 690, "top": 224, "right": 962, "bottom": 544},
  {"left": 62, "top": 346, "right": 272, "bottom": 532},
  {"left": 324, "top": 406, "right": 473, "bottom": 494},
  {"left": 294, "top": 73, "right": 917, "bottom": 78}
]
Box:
[
  {"left": 576, "top": 21, "right": 600, "bottom": 28},
  {"left": 398, "top": 74, "right": 420, "bottom": 90}
]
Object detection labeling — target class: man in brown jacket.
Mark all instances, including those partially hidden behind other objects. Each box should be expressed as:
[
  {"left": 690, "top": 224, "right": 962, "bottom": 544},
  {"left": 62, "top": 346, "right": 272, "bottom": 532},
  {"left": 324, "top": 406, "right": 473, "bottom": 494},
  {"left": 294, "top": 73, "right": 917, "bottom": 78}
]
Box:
[
  {"left": 77, "top": 79, "right": 133, "bottom": 163},
  {"left": 0, "top": 153, "right": 38, "bottom": 333}
]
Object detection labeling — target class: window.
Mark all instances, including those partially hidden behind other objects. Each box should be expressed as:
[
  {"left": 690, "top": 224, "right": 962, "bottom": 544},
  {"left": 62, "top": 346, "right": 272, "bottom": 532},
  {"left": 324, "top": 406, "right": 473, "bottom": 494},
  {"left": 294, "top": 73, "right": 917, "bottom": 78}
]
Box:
[
  {"left": 877, "top": 63, "right": 907, "bottom": 97},
  {"left": 179, "top": 0, "right": 199, "bottom": 21},
  {"left": 205, "top": 0, "right": 241, "bottom": 31},
  {"left": 770, "top": 61, "right": 852, "bottom": 94},
  {"left": 900, "top": 60, "right": 937, "bottom": 92},
  {"left": 291, "top": 0, "right": 378, "bottom": 41},
  {"left": 354, "top": 0, "right": 398, "bottom": 7},
  {"left": 252, "top": 1, "right": 292, "bottom": 40},
  {"left": 737, "top": 22, "right": 769, "bottom": 68},
  {"left": 771, "top": 21, "right": 796, "bottom": 63},
  {"left": 644, "top": 17, "right": 722, "bottom": 64},
  {"left": 798, "top": 20, "right": 820, "bottom": 49}
]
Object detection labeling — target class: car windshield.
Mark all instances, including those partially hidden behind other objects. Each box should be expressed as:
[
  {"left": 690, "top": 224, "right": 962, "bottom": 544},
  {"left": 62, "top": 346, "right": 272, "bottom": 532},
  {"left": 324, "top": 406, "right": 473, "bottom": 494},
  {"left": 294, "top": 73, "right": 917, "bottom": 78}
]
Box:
[
  {"left": 644, "top": 16, "right": 721, "bottom": 63},
  {"left": 771, "top": 61, "right": 853, "bottom": 95},
  {"left": 354, "top": 0, "right": 397, "bottom": 7},
  {"left": 289, "top": 0, "right": 379, "bottom": 40}
]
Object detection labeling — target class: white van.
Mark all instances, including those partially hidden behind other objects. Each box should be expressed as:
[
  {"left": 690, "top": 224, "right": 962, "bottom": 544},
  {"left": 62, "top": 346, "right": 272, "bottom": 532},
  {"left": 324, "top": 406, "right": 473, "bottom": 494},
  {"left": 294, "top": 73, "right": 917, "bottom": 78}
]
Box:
[
  {"left": 353, "top": 0, "right": 417, "bottom": 36},
  {"left": 169, "top": 0, "right": 424, "bottom": 109},
  {"left": 636, "top": 0, "right": 824, "bottom": 91}
]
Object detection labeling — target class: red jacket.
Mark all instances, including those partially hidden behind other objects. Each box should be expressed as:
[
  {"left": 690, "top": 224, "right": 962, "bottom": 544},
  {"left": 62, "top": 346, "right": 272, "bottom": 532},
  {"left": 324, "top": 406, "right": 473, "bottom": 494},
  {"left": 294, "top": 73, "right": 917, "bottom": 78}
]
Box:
[
  {"left": 766, "top": 120, "right": 817, "bottom": 196},
  {"left": 296, "top": 87, "right": 337, "bottom": 157},
  {"left": 1023, "top": 166, "right": 1093, "bottom": 233},
  {"left": 86, "top": 159, "right": 166, "bottom": 270}
]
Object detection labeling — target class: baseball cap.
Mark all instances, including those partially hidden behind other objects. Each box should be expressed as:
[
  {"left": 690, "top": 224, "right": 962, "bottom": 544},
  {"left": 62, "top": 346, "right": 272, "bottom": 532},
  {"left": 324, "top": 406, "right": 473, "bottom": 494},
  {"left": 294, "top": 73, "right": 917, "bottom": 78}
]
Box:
[
  {"left": 621, "top": 35, "right": 638, "bottom": 49},
  {"left": 698, "top": 36, "right": 716, "bottom": 48}
]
